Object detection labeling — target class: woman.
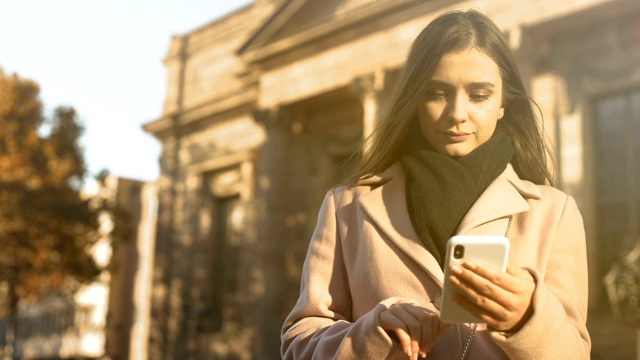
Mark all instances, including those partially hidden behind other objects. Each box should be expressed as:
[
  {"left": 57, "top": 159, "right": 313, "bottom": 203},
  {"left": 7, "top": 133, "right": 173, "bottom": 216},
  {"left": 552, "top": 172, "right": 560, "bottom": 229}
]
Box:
[{"left": 281, "top": 9, "right": 590, "bottom": 360}]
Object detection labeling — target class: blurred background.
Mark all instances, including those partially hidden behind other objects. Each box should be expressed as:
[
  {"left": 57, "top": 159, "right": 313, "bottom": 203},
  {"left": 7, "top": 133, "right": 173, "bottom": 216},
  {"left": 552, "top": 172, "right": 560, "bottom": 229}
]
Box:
[{"left": 1, "top": 0, "right": 639, "bottom": 359}]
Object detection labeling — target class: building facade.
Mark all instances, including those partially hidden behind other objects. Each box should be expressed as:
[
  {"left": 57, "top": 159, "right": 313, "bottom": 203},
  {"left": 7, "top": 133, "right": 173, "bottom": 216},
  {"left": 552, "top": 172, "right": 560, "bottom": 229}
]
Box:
[{"left": 143, "top": 0, "right": 640, "bottom": 358}]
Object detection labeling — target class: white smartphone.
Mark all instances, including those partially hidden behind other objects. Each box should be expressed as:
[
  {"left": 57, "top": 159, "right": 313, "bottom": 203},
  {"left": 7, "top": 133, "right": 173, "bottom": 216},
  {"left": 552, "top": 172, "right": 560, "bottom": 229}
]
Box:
[{"left": 440, "top": 235, "right": 510, "bottom": 323}]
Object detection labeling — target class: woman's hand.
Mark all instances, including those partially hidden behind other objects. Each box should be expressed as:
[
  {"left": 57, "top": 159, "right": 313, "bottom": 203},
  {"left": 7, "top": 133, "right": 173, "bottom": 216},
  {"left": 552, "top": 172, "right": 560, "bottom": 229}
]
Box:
[
  {"left": 449, "top": 261, "right": 536, "bottom": 332},
  {"left": 379, "top": 301, "right": 450, "bottom": 359}
]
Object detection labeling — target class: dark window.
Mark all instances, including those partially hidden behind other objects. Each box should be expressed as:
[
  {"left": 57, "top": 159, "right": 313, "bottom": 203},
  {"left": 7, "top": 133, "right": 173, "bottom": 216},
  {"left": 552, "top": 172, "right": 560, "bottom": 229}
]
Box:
[
  {"left": 594, "top": 89, "right": 640, "bottom": 279},
  {"left": 205, "top": 195, "right": 241, "bottom": 333}
]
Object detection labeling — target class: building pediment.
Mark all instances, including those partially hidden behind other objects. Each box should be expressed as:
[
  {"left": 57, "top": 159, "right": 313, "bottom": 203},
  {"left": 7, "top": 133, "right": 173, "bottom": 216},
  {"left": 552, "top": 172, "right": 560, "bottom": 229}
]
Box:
[{"left": 238, "top": 0, "right": 417, "bottom": 63}]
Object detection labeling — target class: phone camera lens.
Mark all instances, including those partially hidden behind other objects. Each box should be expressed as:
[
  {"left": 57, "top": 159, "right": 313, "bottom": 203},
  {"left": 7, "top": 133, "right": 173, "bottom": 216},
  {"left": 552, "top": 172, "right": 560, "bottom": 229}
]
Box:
[{"left": 453, "top": 245, "right": 465, "bottom": 259}]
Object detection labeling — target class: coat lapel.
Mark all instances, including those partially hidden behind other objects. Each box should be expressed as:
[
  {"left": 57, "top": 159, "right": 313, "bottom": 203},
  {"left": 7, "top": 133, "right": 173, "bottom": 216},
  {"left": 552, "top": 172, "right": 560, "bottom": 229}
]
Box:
[
  {"left": 357, "top": 164, "right": 445, "bottom": 286},
  {"left": 356, "top": 163, "right": 541, "bottom": 285},
  {"left": 456, "top": 164, "right": 538, "bottom": 234}
]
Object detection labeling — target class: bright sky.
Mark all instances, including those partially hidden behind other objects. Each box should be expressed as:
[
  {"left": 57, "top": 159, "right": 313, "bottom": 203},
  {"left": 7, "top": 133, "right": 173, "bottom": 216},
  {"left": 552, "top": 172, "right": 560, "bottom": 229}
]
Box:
[{"left": 0, "top": 0, "right": 253, "bottom": 182}]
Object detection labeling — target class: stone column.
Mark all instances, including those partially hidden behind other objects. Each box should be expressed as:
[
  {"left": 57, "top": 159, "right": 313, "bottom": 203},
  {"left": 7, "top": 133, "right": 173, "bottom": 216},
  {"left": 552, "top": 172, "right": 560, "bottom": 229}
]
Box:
[
  {"left": 148, "top": 34, "right": 189, "bottom": 360},
  {"left": 251, "top": 105, "right": 292, "bottom": 359},
  {"left": 352, "top": 70, "right": 387, "bottom": 141},
  {"left": 148, "top": 129, "right": 180, "bottom": 360}
]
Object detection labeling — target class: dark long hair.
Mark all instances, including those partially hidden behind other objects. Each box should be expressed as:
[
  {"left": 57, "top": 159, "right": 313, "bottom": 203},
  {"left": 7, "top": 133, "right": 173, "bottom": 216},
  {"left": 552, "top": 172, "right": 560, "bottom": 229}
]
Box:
[{"left": 352, "top": 9, "right": 555, "bottom": 186}]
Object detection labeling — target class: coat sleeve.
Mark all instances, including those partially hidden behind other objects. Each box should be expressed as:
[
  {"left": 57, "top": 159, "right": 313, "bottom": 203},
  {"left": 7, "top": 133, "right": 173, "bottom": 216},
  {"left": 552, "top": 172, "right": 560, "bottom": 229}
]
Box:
[
  {"left": 490, "top": 194, "right": 591, "bottom": 359},
  {"left": 281, "top": 189, "right": 404, "bottom": 359}
]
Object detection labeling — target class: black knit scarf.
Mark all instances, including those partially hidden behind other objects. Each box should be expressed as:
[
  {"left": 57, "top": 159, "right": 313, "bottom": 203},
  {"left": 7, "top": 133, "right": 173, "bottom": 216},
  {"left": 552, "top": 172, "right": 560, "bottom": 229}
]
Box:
[{"left": 400, "top": 122, "right": 514, "bottom": 268}]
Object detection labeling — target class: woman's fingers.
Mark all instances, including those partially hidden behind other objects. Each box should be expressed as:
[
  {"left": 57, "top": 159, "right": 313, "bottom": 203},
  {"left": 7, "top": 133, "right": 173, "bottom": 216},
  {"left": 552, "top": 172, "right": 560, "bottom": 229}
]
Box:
[
  {"left": 380, "top": 304, "right": 420, "bottom": 359},
  {"left": 450, "top": 263, "right": 512, "bottom": 308},
  {"left": 463, "top": 261, "right": 534, "bottom": 294},
  {"left": 391, "top": 305, "right": 422, "bottom": 359},
  {"left": 379, "top": 302, "right": 444, "bottom": 359},
  {"left": 448, "top": 274, "right": 511, "bottom": 328},
  {"left": 449, "top": 261, "right": 536, "bottom": 331},
  {"left": 404, "top": 304, "right": 436, "bottom": 357},
  {"left": 380, "top": 313, "right": 413, "bottom": 357}
]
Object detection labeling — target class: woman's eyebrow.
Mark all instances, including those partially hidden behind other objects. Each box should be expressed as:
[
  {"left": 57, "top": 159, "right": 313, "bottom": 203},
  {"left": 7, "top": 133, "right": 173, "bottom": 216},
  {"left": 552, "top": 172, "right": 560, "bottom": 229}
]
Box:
[
  {"left": 427, "top": 80, "right": 452, "bottom": 88},
  {"left": 467, "top": 81, "right": 496, "bottom": 89},
  {"left": 427, "top": 80, "right": 496, "bottom": 89}
]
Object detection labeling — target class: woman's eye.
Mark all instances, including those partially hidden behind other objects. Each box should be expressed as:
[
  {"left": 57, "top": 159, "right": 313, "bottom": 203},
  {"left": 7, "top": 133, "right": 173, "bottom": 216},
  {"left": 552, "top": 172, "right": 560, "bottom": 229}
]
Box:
[
  {"left": 426, "top": 91, "right": 447, "bottom": 100},
  {"left": 470, "top": 94, "right": 490, "bottom": 102}
]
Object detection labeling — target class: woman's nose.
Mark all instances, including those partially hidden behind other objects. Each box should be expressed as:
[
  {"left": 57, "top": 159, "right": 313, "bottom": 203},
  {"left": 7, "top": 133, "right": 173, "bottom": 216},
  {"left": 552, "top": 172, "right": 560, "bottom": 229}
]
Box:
[{"left": 447, "top": 94, "right": 468, "bottom": 123}]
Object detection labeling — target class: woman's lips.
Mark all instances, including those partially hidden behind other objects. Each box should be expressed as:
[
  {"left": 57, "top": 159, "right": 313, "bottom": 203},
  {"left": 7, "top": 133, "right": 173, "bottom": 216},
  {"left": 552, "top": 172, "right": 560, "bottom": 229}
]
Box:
[{"left": 441, "top": 131, "right": 470, "bottom": 142}]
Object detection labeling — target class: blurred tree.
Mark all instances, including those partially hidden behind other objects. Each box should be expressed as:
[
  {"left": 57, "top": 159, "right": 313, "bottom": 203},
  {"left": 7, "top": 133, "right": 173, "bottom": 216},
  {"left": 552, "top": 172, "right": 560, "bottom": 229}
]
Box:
[{"left": 0, "top": 68, "right": 101, "bottom": 358}]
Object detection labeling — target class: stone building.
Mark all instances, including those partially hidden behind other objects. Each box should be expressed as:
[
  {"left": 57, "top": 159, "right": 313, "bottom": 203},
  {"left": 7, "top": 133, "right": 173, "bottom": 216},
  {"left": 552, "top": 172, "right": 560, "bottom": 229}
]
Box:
[{"left": 143, "top": 0, "right": 640, "bottom": 358}]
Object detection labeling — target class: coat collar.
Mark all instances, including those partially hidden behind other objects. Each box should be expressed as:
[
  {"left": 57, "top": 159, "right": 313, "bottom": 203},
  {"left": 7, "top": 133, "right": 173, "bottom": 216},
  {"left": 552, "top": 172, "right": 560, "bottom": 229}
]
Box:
[{"left": 355, "top": 162, "right": 540, "bottom": 285}]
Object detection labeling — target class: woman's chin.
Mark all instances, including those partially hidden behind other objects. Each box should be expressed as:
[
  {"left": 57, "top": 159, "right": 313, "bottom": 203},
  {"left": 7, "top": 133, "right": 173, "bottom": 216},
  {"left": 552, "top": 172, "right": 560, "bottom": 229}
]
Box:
[{"left": 438, "top": 144, "right": 474, "bottom": 158}]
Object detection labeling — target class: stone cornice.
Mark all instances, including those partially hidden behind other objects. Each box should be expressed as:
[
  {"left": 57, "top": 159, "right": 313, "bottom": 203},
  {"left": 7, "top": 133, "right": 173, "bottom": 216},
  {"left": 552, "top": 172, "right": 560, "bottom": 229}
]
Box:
[
  {"left": 163, "top": 3, "right": 274, "bottom": 63},
  {"left": 238, "top": 0, "right": 307, "bottom": 57},
  {"left": 143, "top": 116, "right": 175, "bottom": 137},
  {"left": 143, "top": 88, "right": 258, "bottom": 137},
  {"left": 238, "top": 0, "right": 420, "bottom": 63},
  {"left": 186, "top": 151, "right": 253, "bottom": 176}
]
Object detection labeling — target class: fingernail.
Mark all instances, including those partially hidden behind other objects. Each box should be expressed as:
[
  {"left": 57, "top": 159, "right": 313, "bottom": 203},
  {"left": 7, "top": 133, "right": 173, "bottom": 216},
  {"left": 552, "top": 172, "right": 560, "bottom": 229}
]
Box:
[
  {"left": 449, "top": 275, "right": 460, "bottom": 285},
  {"left": 406, "top": 346, "right": 412, "bottom": 357},
  {"left": 465, "top": 261, "right": 476, "bottom": 269},
  {"left": 420, "top": 351, "right": 427, "bottom": 358},
  {"left": 450, "top": 265, "right": 462, "bottom": 274}
]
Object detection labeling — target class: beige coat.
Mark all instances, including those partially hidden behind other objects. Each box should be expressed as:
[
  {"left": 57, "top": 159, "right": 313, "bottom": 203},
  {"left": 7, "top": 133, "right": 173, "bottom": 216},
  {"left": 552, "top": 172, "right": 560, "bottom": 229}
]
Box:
[{"left": 281, "top": 163, "right": 590, "bottom": 359}]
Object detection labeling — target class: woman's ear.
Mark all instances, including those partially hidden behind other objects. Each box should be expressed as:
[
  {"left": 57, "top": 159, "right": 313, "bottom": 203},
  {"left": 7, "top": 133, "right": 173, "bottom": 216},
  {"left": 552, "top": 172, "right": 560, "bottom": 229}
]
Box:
[{"left": 498, "top": 107, "right": 505, "bottom": 120}]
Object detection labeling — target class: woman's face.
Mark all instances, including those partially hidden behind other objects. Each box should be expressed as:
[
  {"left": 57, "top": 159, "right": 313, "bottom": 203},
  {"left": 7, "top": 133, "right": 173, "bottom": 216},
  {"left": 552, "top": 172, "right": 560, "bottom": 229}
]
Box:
[{"left": 417, "top": 48, "right": 504, "bottom": 158}]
